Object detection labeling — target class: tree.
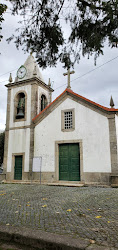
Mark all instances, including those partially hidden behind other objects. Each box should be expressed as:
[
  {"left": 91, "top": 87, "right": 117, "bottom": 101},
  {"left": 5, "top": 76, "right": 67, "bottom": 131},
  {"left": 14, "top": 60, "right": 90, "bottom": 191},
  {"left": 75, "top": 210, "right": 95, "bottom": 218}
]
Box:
[
  {"left": 7, "top": 0, "right": 118, "bottom": 68},
  {"left": 0, "top": 132, "right": 5, "bottom": 166},
  {"left": 0, "top": 3, "right": 7, "bottom": 42}
]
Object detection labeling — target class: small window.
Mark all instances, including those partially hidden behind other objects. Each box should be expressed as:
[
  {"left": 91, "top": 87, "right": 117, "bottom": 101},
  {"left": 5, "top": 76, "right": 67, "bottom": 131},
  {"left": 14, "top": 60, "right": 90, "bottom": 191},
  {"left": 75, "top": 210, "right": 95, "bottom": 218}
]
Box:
[
  {"left": 41, "top": 95, "right": 47, "bottom": 111},
  {"left": 64, "top": 111, "right": 73, "bottom": 129},
  {"left": 61, "top": 109, "right": 75, "bottom": 132}
]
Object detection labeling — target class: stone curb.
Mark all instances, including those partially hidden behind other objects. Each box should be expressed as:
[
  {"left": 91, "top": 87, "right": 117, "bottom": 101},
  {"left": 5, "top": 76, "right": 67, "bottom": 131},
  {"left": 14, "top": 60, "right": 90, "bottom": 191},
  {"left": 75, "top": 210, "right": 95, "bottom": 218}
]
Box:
[
  {"left": 0, "top": 224, "right": 96, "bottom": 250},
  {"left": 0, "top": 225, "right": 117, "bottom": 250}
]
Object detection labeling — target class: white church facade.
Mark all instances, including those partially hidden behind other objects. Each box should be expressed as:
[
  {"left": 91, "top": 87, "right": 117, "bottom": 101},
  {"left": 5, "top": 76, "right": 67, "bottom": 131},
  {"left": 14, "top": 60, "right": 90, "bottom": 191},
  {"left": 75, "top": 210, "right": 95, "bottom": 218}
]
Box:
[{"left": 3, "top": 54, "right": 118, "bottom": 186}]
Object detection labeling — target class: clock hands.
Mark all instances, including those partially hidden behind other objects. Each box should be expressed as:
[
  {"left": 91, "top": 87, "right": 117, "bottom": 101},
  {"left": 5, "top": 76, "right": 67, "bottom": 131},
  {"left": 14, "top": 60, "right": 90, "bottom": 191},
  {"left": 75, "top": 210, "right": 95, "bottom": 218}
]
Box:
[{"left": 20, "top": 68, "right": 25, "bottom": 73}]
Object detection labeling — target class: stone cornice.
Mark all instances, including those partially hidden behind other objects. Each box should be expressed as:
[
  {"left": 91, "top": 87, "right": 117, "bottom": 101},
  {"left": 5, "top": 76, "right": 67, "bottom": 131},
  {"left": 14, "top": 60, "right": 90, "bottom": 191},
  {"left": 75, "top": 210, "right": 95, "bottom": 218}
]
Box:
[
  {"left": 6, "top": 124, "right": 34, "bottom": 131},
  {"left": 5, "top": 77, "right": 54, "bottom": 92}
]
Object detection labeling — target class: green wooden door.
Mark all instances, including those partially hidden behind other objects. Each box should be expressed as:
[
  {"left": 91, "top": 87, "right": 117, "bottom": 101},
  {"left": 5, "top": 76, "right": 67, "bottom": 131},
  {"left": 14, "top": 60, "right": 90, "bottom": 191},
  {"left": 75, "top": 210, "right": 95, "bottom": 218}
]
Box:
[
  {"left": 59, "top": 144, "right": 80, "bottom": 181},
  {"left": 14, "top": 156, "right": 22, "bottom": 180}
]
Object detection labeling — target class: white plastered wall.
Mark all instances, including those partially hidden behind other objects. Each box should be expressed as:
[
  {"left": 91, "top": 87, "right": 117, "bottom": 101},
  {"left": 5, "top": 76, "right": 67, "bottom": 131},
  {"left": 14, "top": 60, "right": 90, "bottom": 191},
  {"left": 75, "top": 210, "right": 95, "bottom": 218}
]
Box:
[
  {"left": 7, "top": 128, "right": 30, "bottom": 172},
  {"left": 9, "top": 85, "right": 31, "bottom": 128},
  {"left": 34, "top": 98, "right": 111, "bottom": 173}
]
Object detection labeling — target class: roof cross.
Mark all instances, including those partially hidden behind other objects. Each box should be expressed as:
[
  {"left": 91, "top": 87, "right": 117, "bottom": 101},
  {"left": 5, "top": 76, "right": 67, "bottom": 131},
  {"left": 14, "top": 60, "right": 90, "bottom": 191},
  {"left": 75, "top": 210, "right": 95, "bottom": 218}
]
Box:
[{"left": 63, "top": 68, "right": 75, "bottom": 89}]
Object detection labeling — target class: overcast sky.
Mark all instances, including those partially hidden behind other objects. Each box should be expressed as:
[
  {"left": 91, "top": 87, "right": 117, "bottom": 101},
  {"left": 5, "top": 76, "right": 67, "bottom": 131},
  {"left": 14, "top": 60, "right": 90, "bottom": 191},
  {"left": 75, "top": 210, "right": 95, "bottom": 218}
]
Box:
[{"left": 0, "top": 1, "right": 118, "bottom": 131}]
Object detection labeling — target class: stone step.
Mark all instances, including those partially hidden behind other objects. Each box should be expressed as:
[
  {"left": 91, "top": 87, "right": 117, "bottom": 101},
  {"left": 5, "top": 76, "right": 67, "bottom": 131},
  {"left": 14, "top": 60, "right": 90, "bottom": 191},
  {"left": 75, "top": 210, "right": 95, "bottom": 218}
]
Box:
[
  {"left": 47, "top": 182, "right": 85, "bottom": 187},
  {"left": 111, "top": 184, "right": 118, "bottom": 188},
  {"left": 2, "top": 180, "right": 85, "bottom": 187},
  {"left": 2, "top": 180, "right": 112, "bottom": 187},
  {"left": 2, "top": 180, "right": 45, "bottom": 184}
]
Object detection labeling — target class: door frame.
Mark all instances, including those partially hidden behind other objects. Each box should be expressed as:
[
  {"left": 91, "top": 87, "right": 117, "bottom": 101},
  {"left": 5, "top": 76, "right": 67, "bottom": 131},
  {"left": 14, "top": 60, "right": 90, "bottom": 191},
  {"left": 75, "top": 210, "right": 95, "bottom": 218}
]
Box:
[
  {"left": 12, "top": 153, "right": 25, "bottom": 180},
  {"left": 55, "top": 140, "right": 84, "bottom": 182}
]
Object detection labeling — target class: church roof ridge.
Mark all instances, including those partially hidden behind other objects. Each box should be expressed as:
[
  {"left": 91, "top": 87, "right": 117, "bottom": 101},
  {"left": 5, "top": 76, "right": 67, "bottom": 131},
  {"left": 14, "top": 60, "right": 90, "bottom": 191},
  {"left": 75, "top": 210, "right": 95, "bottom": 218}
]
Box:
[
  {"left": 32, "top": 88, "right": 118, "bottom": 122},
  {"left": 67, "top": 88, "right": 118, "bottom": 112}
]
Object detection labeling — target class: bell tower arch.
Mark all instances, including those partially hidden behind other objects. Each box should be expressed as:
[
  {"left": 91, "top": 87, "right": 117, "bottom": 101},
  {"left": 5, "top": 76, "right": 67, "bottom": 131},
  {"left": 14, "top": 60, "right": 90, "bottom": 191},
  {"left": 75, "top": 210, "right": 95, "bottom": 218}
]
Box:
[{"left": 14, "top": 90, "right": 27, "bottom": 121}]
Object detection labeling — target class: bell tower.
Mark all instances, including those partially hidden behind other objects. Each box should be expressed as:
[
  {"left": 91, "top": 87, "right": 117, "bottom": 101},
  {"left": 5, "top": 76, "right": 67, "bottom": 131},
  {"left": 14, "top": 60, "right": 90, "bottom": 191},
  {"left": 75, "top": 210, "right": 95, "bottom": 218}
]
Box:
[{"left": 3, "top": 54, "right": 53, "bottom": 182}]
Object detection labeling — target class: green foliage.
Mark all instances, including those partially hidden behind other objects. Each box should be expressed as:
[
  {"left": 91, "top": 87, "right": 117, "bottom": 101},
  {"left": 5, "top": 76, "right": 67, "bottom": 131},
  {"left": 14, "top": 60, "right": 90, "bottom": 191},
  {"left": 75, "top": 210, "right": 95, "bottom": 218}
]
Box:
[
  {"left": 6, "top": 0, "right": 118, "bottom": 68},
  {"left": 0, "top": 132, "right": 5, "bottom": 166},
  {"left": 0, "top": 3, "right": 7, "bottom": 42}
]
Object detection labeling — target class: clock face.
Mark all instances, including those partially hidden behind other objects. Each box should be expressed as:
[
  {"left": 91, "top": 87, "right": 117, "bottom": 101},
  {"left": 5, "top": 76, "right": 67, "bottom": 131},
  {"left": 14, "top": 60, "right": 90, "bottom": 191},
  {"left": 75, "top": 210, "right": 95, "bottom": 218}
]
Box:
[{"left": 17, "top": 66, "right": 27, "bottom": 79}]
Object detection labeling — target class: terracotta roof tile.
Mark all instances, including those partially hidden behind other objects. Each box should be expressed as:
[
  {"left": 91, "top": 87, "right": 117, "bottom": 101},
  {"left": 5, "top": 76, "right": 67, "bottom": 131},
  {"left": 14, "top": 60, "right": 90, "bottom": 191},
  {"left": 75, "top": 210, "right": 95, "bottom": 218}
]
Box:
[{"left": 32, "top": 88, "right": 118, "bottom": 121}]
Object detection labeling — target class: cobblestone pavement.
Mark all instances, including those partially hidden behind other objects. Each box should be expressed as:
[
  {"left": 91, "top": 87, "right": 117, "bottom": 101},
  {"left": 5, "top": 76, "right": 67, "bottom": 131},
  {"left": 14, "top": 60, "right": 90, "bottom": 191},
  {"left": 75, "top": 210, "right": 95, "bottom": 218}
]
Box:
[{"left": 0, "top": 184, "right": 118, "bottom": 248}]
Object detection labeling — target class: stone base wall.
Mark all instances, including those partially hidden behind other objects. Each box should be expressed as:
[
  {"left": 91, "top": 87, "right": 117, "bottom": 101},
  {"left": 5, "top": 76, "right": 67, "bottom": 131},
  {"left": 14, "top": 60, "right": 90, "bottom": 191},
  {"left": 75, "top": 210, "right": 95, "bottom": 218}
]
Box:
[
  {"left": 110, "top": 174, "right": 118, "bottom": 187},
  {"left": 32, "top": 172, "right": 55, "bottom": 183},
  {"left": 5, "top": 171, "right": 118, "bottom": 186},
  {"left": 84, "top": 172, "right": 110, "bottom": 185},
  {"left": 30, "top": 172, "right": 111, "bottom": 185},
  {"left": 0, "top": 174, "right": 6, "bottom": 183},
  {"left": 6, "top": 172, "right": 29, "bottom": 181},
  {"left": 6, "top": 171, "right": 55, "bottom": 183}
]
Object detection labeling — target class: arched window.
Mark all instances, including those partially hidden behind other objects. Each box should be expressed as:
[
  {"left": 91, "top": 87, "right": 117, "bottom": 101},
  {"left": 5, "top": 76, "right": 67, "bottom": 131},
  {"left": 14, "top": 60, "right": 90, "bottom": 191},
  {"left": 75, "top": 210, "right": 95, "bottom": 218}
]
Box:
[
  {"left": 16, "top": 93, "right": 25, "bottom": 119},
  {"left": 41, "top": 95, "right": 47, "bottom": 111}
]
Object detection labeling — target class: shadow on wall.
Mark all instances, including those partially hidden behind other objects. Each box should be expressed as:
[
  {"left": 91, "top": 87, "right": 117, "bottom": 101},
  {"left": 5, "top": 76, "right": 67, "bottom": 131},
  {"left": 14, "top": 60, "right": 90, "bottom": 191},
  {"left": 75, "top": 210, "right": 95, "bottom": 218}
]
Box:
[{"left": 0, "top": 164, "right": 3, "bottom": 173}]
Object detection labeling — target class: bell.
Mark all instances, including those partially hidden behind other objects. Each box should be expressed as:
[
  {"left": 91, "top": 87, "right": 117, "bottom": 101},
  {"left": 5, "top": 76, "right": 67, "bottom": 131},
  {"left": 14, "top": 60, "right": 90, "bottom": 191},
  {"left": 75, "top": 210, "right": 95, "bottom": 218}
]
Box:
[{"left": 16, "top": 108, "right": 24, "bottom": 119}]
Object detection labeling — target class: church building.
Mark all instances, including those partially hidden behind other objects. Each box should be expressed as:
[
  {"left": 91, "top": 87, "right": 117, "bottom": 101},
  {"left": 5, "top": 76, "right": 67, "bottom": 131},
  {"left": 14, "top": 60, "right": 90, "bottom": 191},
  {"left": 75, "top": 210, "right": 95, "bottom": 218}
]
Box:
[{"left": 3, "top": 54, "right": 118, "bottom": 186}]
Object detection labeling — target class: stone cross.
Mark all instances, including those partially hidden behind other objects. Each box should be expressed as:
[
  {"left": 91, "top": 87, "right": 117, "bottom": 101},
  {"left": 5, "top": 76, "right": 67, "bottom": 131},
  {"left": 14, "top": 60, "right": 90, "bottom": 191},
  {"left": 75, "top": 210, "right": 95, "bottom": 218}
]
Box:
[{"left": 63, "top": 69, "right": 75, "bottom": 89}]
